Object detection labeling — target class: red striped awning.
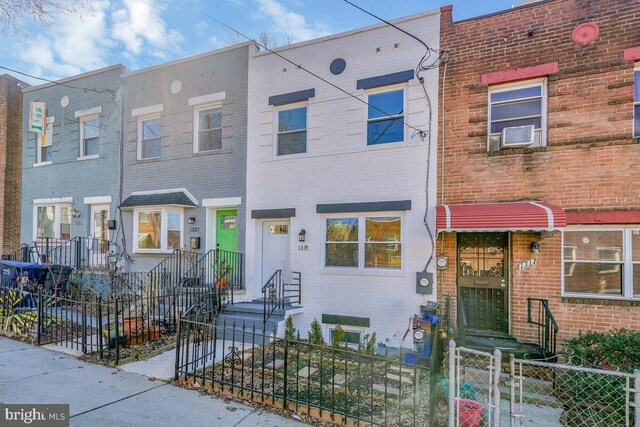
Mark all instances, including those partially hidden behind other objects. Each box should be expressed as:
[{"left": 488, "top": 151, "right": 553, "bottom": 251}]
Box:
[{"left": 436, "top": 201, "right": 566, "bottom": 232}]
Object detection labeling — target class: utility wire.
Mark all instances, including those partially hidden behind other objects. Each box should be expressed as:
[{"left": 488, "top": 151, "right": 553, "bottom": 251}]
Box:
[
  {"left": 198, "top": 10, "right": 428, "bottom": 141},
  {"left": 0, "top": 66, "right": 117, "bottom": 98}
]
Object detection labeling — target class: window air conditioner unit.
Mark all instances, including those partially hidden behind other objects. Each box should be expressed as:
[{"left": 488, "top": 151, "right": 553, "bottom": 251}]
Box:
[{"left": 501, "top": 125, "right": 535, "bottom": 148}]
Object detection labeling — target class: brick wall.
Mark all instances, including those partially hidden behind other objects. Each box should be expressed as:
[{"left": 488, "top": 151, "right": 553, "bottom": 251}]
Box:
[
  {"left": 0, "top": 74, "right": 26, "bottom": 254},
  {"left": 438, "top": 0, "right": 640, "bottom": 343}
]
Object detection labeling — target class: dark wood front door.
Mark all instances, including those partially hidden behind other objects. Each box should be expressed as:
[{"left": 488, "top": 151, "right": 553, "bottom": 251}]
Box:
[{"left": 457, "top": 232, "right": 509, "bottom": 335}]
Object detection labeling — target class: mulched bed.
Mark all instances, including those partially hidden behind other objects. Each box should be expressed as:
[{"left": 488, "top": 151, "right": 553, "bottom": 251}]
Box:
[{"left": 80, "top": 333, "right": 177, "bottom": 367}]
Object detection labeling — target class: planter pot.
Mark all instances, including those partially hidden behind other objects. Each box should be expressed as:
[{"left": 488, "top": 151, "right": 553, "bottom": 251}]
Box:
[
  {"left": 148, "top": 326, "right": 161, "bottom": 342},
  {"left": 123, "top": 317, "right": 144, "bottom": 345}
]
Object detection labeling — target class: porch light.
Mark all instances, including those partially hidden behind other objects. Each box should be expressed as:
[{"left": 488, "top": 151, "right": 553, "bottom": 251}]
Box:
[
  {"left": 298, "top": 229, "right": 306, "bottom": 242},
  {"left": 71, "top": 208, "right": 81, "bottom": 218},
  {"left": 187, "top": 217, "right": 196, "bottom": 225},
  {"left": 531, "top": 242, "right": 541, "bottom": 253}
]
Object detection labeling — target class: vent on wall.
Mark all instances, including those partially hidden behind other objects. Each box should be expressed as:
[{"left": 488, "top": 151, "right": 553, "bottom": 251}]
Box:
[{"left": 501, "top": 125, "right": 535, "bottom": 148}]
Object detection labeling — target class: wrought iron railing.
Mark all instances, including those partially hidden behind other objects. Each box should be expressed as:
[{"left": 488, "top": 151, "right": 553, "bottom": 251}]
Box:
[
  {"left": 32, "top": 237, "right": 68, "bottom": 263},
  {"left": 43, "top": 237, "right": 115, "bottom": 271},
  {"left": 527, "top": 297, "right": 559, "bottom": 358},
  {"left": 457, "top": 293, "right": 468, "bottom": 345},
  {"left": 147, "top": 249, "right": 200, "bottom": 293},
  {"left": 261, "top": 269, "right": 301, "bottom": 324},
  {"left": 1, "top": 244, "right": 36, "bottom": 263}
]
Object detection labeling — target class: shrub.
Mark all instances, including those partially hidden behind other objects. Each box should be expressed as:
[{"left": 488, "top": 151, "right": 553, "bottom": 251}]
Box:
[
  {"left": 332, "top": 324, "right": 345, "bottom": 348},
  {"left": 359, "top": 332, "right": 377, "bottom": 354},
  {"left": 284, "top": 315, "right": 296, "bottom": 340},
  {"left": 308, "top": 318, "right": 324, "bottom": 345},
  {"left": 562, "top": 328, "right": 640, "bottom": 372}
]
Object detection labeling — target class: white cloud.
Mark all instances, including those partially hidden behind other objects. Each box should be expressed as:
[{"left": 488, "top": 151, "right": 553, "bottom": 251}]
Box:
[
  {"left": 112, "top": 0, "right": 184, "bottom": 55},
  {"left": 255, "top": 0, "right": 330, "bottom": 42},
  {"left": 18, "top": 1, "right": 111, "bottom": 80}
]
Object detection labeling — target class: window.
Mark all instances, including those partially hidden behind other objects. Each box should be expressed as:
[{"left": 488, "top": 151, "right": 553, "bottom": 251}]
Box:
[
  {"left": 277, "top": 106, "right": 307, "bottom": 155},
  {"left": 195, "top": 106, "right": 222, "bottom": 152},
  {"left": 79, "top": 115, "right": 100, "bottom": 158},
  {"left": 488, "top": 80, "right": 546, "bottom": 151},
  {"left": 634, "top": 68, "right": 640, "bottom": 138},
  {"left": 367, "top": 89, "right": 404, "bottom": 145},
  {"left": 329, "top": 328, "right": 362, "bottom": 346},
  {"left": 324, "top": 216, "right": 402, "bottom": 269},
  {"left": 35, "top": 203, "right": 71, "bottom": 240},
  {"left": 138, "top": 117, "right": 161, "bottom": 159},
  {"left": 563, "top": 228, "right": 640, "bottom": 299},
  {"left": 134, "top": 208, "right": 183, "bottom": 252},
  {"left": 36, "top": 120, "right": 53, "bottom": 165}
]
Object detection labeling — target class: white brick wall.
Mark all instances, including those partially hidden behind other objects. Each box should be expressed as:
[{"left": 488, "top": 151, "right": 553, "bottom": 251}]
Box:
[{"left": 246, "top": 10, "right": 441, "bottom": 348}]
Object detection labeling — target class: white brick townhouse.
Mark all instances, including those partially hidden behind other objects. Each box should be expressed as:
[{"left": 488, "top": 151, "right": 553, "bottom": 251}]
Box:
[{"left": 245, "top": 9, "right": 441, "bottom": 348}]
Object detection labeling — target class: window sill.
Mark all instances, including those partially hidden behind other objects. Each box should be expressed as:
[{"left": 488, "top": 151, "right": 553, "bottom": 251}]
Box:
[
  {"left": 77, "top": 155, "right": 100, "bottom": 161},
  {"left": 136, "top": 157, "right": 161, "bottom": 163},
  {"left": 133, "top": 249, "right": 173, "bottom": 255},
  {"left": 33, "top": 161, "right": 52, "bottom": 167},
  {"left": 193, "top": 147, "right": 232, "bottom": 156},
  {"left": 561, "top": 295, "right": 640, "bottom": 306},
  {"left": 319, "top": 268, "right": 405, "bottom": 278},
  {"left": 486, "top": 146, "right": 548, "bottom": 157}
]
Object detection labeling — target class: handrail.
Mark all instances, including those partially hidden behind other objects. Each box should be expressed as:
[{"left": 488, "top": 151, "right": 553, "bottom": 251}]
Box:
[
  {"left": 0, "top": 244, "right": 35, "bottom": 263},
  {"left": 148, "top": 249, "right": 200, "bottom": 293},
  {"left": 457, "top": 293, "right": 468, "bottom": 345},
  {"left": 261, "top": 269, "right": 302, "bottom": 325},
  {"left": 37, "top": 236, "right": 115, "bottom": 271},
  {"left": 527, "top": 298, "right": 559, "bottom": 357}
]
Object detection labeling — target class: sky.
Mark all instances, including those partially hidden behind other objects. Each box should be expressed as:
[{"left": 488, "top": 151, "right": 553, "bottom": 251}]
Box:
[{"left": 0, "top": 0, "right": 518, "bottom": 85}]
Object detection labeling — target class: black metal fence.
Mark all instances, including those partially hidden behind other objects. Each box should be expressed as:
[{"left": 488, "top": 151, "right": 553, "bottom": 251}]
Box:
[
  {"left": 0, "top": 282, "right": 224, "bottom": 365},
  {"left": 262, "top": 269, "right": 301, "bottom": 324},
  {"left": 175, "top": 316, "right": 442, "bottom": 426}
]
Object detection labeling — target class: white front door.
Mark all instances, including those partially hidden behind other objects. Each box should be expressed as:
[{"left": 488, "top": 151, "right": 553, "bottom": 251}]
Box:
[
  {"left": 262, "top": 221, "right": 290, "bottom": 284},
  {"left": 90, "top": 204, "right": 110, "bottom": 265}
]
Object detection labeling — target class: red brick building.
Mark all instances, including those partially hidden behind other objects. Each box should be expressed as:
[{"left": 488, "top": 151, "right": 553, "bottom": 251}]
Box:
[
  {"left": 436, "top": 0, "right": 640, "bottom": 354},
  {"left": 0, "top": 74, "right": 27, "bottom": 255}
]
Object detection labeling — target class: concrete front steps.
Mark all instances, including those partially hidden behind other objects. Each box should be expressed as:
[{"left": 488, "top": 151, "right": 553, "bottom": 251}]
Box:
[{"left": 215, "top": 299, "right": 304, "bottom": 341}]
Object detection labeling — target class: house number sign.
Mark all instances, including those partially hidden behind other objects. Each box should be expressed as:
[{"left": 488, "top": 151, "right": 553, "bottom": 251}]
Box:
[
  {"left": 518, "top": 257, "right": 537, "bottom": 271},
  {"left": 298, "top": 245, "right": 309, "bottom": 251}
]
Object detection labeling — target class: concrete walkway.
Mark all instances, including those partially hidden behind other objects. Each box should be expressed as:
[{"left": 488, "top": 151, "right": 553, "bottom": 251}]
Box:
[{"left": 0, "top": 337, "right": 309, "bottom": 427}]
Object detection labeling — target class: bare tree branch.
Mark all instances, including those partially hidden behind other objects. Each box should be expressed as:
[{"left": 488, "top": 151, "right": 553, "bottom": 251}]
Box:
[{"left": 0, "top": 0, "right": 89, "bottom": 33}]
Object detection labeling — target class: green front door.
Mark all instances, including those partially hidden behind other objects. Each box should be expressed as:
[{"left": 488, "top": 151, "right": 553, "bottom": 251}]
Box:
[{"left": 216, "top": 209, "right": 238, "bottom": 252}]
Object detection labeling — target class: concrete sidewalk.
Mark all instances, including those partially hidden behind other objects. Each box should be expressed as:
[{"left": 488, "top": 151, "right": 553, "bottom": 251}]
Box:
[{"left": 0, "top": 337, "right": 309, "bottom": 427}]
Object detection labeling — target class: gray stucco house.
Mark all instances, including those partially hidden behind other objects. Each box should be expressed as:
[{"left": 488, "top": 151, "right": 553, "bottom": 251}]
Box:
[
  {"left": 21, "top": 65, "right": 126, "bottom": 257},
  {"left": 119, "top": 43, "right": 252, "bottom": 272}
]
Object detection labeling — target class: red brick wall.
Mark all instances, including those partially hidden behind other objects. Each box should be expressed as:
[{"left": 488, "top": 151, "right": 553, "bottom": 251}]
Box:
[
  {"left": 0, "top": 74, "right": 25, "bottom": 254},
  {"left": 438, "top": 0, "right": 640, "bottom": 344}
]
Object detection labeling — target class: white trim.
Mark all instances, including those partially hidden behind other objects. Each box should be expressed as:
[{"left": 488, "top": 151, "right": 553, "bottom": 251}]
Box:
[
  {"left": 32, "top": 201, "right": 73, "bottom": 241},
  {"left": 193, "top": 103, "right": 223, "bottom": 153},
  {"left": 84, "top": 196, "right": 112, "bottom": 205},
  {"left": 90, "top": 204, "right": 111, "bottom": 241},
  {"left": 129, "top": 188, "right": 199, "bottom": 206},
  {"left": 137, "top": 114, "right": 162, "bottom": 160},
  {"left": 202, "top": 197, "right": 241, "bottom": 208},
  {"left": 364, "top": 84, "right": 408, "bottom": 147},
  {"left": 188, "top": 91, "right": 226, "bottom": 106},
  {"left": 133, "top": 207, "right": 184, "bottom": 254},
  {"left": 79, "top": 114, "right": 100, "bottom": 159},
  {"left": 74, "top": 106, "right": 102, "bottom": 118},
  {"left": 46, "top": 116, "right": 55, "bottom": 124},
  {"left": 132, "top": 104, "right": 164, "bottom": 117},
  {"left": 487, "top": 78, "right": 547, "bottom": 151},
  {"left": 33, "top": 197, "right": 73, "bottom": 205},
  {"left": 529, "top": 201, "right": 554, "bottom": 228},
  {"left": 273, "top": 101, "right": 309, "bottom": 157}
]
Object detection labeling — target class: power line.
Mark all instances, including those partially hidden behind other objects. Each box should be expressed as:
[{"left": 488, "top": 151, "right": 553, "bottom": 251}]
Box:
[
  {"left": 0, "top": 66, "right": 117, "bottom": 98},
  {"left": 198, "top": 9, "right": 428, "bottom": 141}
]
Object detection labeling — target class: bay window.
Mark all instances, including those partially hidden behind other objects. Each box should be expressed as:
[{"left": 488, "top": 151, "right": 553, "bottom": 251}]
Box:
[
  {"left": 134, "top": 208, "right": 183, "bottom": 253},
  {"left": 324, "top": 216, "right": 402, "bottom": 269},
  {"left": 563, "top": 228, "right": 640, "bottom": 299}
]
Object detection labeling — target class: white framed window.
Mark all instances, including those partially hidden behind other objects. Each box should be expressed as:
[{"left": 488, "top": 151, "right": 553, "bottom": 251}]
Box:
[
  {"left": 33, "top": 203, "right": 71, "bottom": 240},
  {"left": 36, "top": 118, "right": 54, "bottom": 165},
  {"left": 137, "top": 116, "right": 161, "bottom": 160},
  {"left": 323, "top": 215, "right": 402, "bottom": 270},
  {"left": 633, "top": 65, "right": 640, "bottom": 138},
  {"left": 562, "top": 227, "right": 640, "bottom": 299},
  {"left": 79, "top": 114, "right": 100, "bottom": 159},
  {"left": 488, "top": 79, "right": 547, "bottom": 151},
  {"left": 194, "top": 104, "right": 222, "bottom": 152},
  {"left": 276, "top": 103, "right": 307, "bottom": 155},
  {"left": 366, "top": 86, "right": 405, "bottom": 145},
  {"left": 133, "top": 207, "right": 183, "bottom": 253}
]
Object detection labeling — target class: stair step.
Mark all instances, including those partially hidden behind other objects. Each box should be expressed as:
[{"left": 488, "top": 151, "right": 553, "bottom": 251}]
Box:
[{"left": 223, "top": 302, "right": 295, "bottom": 317}]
